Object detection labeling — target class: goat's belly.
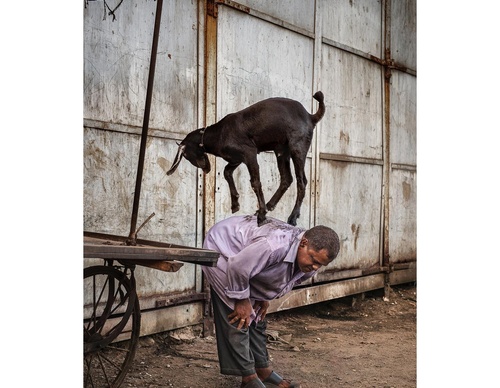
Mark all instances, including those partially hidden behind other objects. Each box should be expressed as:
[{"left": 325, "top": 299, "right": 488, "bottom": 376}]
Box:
[{"left": 256, "top": 143, "right": 287, "bottom": 154}]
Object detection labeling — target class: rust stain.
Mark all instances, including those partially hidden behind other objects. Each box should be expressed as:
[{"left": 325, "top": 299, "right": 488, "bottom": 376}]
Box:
[
  {"left": 85, "top": 141, "right": 107, "bottom": 170},
  {"left": 157, "top": 157, "right": 170, "bottom": 174},
  {"left": 351, "top": 223, "right": 360, "bottom": 251},
  {"left": 402, "top": 180, "right": 411, "bottom": 201},
  {"left": 340, "top": 130, "right": 350, "bottom": 144}
]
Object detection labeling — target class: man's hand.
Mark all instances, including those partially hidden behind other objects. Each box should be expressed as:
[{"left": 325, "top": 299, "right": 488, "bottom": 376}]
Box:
[
  {"left": 228, "top": 299, "right": 253, "bottom": 329},
  {"left": 253, "top": 300, "right": 270, "bottom": 321}
]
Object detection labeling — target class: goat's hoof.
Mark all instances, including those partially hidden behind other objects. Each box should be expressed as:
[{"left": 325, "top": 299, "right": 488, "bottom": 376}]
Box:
[
  {"left": 266, "top": 203, "right": 275, "bottom": 211},
  {"left": 231, "top": 200, "right": 240, "bottom": 213},
  {"left": 287, "top": 216, "right": 298, "bottom": 226},
  {"left": 256, "top": 212, "right": 267, "bottom": 226},
  {"left": 257, "top": 217, "right": 269, "bottom": 226}
]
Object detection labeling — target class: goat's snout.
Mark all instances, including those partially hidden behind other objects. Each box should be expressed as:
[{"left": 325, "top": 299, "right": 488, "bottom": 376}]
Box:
[{"left": 194, "top": 153, "right": 211, "bottom": 174}]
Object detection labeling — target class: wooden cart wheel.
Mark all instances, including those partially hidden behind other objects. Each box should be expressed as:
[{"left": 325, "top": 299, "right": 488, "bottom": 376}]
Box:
[{"left": 84, "top": 265, "right": 141, "bottom": 387}]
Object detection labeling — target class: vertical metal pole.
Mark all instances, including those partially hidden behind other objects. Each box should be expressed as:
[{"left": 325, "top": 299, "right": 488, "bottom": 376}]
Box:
[
  {"left": 311, "top": 0, "right": 322, "bottom": 228},
  {"left": 382, "top": 0, "right": 392, "bottom": 265},
  {"left": 382, "top": 0, "right": 392, "bottom": 297},
  {"left": 127, "top": 0, "right": 164, "bottom": 245},
  {"left": 203, "top": 0, "right": 218, "bottom": 238},
  {"left": 202, "top": 0, "right": 218, "bottom": 337}
]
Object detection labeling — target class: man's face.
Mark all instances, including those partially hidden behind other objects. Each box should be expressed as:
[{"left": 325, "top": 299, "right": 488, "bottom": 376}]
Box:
[{"left": 296, "top": 238, "right": 331, "bottom": 273}]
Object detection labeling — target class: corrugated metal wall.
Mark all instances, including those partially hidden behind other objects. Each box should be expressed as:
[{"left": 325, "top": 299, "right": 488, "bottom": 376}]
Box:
[{"left": 84, "top": 0, "right": 416, "bottom": 335}]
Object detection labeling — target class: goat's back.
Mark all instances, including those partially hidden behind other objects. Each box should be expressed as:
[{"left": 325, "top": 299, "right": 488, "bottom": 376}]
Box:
[{"left": 217, "top": 97, "right": 316, "bottom": 152}]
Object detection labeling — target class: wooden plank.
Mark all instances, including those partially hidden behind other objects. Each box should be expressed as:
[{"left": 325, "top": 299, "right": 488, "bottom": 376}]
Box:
[
  {"left": 102, "top": 302, "right": 204, "bottom": 341},
  {"left": 84, "top": 242, "right": 212, "bottom": 260},
  {"left": 139, "top": 303, "right": 204, "bottom": 337},
  {"left": 83, "top": 233, "right": 219, "bottom": 266},
  {"left": 117, "top": 259, "right": 184, "bottom": 273},
  {"left": 389, "top": 267, "right": 416, "bottom": 285},
  {"left": 268, "top": 274, "right": 385, "bottom": 313}
]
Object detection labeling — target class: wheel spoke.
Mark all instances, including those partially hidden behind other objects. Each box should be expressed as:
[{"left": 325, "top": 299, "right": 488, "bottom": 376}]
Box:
[
  {"left": 95, "top": 351, "right": 113, "bottom": 387},
  {"left": 85, "top": 271, "right": 112, "bottom": 335},
  {"left": 84, "top": 265, "right": 141, "bottom": 387}
]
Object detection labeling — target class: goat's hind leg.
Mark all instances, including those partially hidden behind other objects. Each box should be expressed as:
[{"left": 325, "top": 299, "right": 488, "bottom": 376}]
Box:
[
  {"left": 223, "top": 163, "right": 241, "bottom": 213},
  {"left": 245, "top": 157, "right": 267, "bottom": 225},
  {"left": 266, "top": 150, "right": 293, "bottom": 212},
  {"left": 287, "top": 154, "right": 308, "bottom": 226}
]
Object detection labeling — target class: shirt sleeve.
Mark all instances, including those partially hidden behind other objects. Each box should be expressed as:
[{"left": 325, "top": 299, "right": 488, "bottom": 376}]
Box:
[{"left": 224, "top": 237, "right": 274, "bottom": 300}]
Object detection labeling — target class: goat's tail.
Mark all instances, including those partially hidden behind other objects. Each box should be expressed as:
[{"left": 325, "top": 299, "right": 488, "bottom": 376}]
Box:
[{"left": 311, "top": 91, "right": 325, "bottom": 125}]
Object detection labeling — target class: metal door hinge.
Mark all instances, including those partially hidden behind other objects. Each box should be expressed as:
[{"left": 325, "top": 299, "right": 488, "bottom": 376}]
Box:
[{"left": 207, "top": 0, "right": 218, "bottom": 18}]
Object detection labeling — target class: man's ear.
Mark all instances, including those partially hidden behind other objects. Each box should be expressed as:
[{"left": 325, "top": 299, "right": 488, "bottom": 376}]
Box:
[{"left": 300, "top": 238, "right": 308, "bottom": 247}]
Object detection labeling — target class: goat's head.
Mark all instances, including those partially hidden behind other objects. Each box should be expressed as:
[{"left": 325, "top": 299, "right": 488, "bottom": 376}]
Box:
[{"left": 166, "top": 130, "right": 211, "bottom": 175}]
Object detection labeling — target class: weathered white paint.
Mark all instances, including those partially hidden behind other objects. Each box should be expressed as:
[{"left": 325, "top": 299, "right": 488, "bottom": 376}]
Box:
[
  {"left": 217, "top": 6, "right": 314, "bottom": 108},
  {"left": 84, "top": 127, "right": 142, "bottom": 236},
  {"left": 315, "top": 159, "right": 383, "bottom": 274},
  {"left": 83, "top": 127, "right": 201, "bottom": 245},
  {"left": 387, "top": 69, "right": 416, "bottom": 263},
  {"left": 390, "top": 72, "right": 417, "bottom": 166},
  {"left": 319, "top": 44, "right": 383, "bottom": 159},
  {"left": 390, "top": 0, "right": 417, "bottom": 70},
  {"left": 389, "top": 169, "right": 417, "bottom": 263},
  {"left": 237, "top": 0, "right": 315, "bottom": 32},
  {"left": 84, "top": 0, "right": 200, "bottom": 133},
  {"left": 320, "top": 0, "right": 383, "bottom": 57}
]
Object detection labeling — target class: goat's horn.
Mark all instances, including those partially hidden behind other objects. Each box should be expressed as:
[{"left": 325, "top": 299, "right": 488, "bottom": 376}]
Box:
[{"left": 166, "top": 144, "right": 186, "bottom": 175}]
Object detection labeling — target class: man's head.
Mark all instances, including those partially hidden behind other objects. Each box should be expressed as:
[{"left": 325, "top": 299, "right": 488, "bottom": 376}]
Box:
[{"left": 296, "top": 226, "right": 340, "bottom": 273}]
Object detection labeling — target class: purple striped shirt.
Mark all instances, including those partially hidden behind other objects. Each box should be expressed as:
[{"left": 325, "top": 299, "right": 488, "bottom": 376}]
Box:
[{"left": 202, "top": 215, "right": 315, "bottom": 322}]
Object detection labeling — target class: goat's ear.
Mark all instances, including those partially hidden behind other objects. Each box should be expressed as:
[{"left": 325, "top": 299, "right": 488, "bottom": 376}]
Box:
[{"left": 166, "top": 144, "right": 186, "bottom": 175}]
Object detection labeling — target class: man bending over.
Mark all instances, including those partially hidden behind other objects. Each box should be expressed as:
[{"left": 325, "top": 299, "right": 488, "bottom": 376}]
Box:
[{"left": 202, "top": 215, "right": 340, "bottom": 388}]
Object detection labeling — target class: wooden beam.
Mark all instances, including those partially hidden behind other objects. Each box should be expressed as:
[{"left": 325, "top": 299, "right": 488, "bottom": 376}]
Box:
[
  {"left": 268, "top": 274, "right": 386, "bottom": 314},
  {"left": 118, "top": 259, "right": 184, "bottom": 272}
]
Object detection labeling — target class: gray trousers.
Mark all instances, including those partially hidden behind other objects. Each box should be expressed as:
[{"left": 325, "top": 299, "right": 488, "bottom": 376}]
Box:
[{"left": 210, "top": 289, "right": 270, "bottom": 376}]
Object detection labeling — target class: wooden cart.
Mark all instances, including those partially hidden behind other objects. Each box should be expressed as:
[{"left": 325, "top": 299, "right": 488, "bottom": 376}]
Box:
[{"left": 83, "top": 233, "right": 218, "bottom": 387}]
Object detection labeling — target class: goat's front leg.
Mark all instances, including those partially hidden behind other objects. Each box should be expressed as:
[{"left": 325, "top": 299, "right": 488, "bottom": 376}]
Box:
[
  {"left": 245, "top": 158, "right": 267, "bottom": 226},
  {"left": 224, "top": 163, "right": 241, "bottom": 213}
]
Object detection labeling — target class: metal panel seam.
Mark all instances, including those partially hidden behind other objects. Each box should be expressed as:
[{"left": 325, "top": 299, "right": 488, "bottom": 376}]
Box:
[{"left": 216, "top": 0, "right": 315, "bottom": 39}]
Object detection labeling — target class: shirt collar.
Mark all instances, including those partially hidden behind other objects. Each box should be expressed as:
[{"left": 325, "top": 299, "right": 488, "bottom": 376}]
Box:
[{"left": 284, "top": 231, "right": 305, "bottom": 264}]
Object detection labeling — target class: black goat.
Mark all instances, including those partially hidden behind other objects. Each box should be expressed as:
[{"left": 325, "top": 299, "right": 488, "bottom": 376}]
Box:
[{"left": 166, "top": 91, "right": 325, "bottom": 226}]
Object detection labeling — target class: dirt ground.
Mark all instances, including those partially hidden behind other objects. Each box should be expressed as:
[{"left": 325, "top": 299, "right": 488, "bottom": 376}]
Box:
[{"left": 122, "top": 283, "right": 416, "bottom": 388}]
